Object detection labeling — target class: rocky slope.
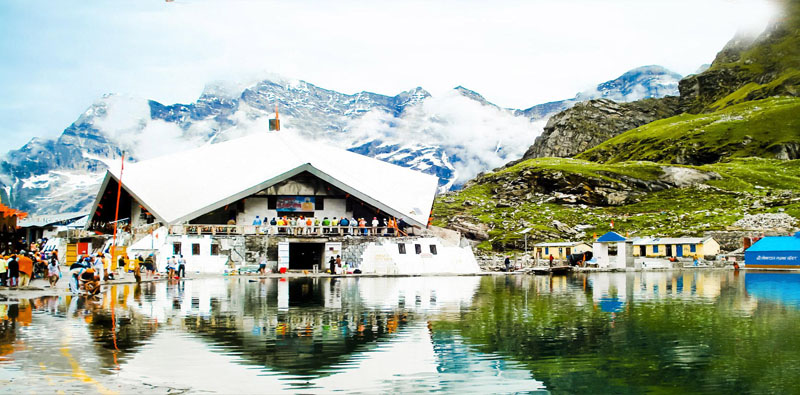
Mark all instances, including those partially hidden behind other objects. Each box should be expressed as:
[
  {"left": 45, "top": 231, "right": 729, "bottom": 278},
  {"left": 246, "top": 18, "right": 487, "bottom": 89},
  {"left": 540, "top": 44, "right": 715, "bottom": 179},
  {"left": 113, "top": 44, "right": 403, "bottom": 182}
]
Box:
[
  {"left": 522, "top": 97, "right": 680, "bottom": 159},
  {"left": 679, "top": 0, "right": 800, "bottom": 113},
  {"left": 434, "top": 157, "right": 800, "bottom": 251},
  {"left": 577, "top": 96, "right": 800, "bottom": 165}
]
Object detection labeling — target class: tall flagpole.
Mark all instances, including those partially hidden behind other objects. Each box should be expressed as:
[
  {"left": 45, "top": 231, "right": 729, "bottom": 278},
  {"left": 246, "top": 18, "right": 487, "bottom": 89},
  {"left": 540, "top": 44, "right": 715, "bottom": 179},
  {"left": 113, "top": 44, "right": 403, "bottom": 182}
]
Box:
[{"left": 111, "top": 151, "right": 125, "bottom": 272}]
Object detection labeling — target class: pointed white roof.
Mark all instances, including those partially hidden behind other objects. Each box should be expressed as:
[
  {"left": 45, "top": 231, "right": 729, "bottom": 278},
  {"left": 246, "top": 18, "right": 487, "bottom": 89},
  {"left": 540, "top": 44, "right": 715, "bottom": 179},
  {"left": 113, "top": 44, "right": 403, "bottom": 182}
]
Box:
[{"left": 94, "top": 132, "right": 440, "bottom": 227}]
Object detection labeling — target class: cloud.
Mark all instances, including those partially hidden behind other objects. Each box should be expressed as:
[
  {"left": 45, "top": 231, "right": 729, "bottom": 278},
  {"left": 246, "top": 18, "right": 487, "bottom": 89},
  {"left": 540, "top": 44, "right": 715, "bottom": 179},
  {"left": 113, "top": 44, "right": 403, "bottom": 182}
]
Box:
[
  {"left": 89, "top": 94, "right": 206, "bottom": 161},
  {"left": 341, "top": 90, "right": 544, "bottom": 185}
]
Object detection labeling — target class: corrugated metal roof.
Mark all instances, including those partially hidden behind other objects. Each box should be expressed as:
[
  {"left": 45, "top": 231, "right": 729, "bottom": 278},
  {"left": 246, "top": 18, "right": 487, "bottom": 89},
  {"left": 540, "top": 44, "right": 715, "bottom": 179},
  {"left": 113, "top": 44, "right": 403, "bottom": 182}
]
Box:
[
  {"left": 533, "top": 241, "right": 589, "bottom": 247},
  {"left": 17, "top": 212, "right": 88, "bottom": 228},
  {"left": 91, "top": 132, "right": 439, "bottom": 227},
  {"left": 747, "top": 236, "right": 800, "bottom": 252},
  {"left": 632, "top": 236, "right": 711, "bottom": 245}
]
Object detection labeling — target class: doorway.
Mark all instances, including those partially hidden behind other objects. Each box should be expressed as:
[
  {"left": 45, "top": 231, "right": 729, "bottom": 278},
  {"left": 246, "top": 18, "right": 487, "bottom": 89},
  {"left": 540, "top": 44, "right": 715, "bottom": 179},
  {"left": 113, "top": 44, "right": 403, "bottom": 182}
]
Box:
[
  {"left": 666, "top": 245, "right": 673, "bottom": 257},
  {"left": 676, "top": 244, "right": 684, "bottom": 257},
  {"left": 289, "top": 243, "right": 324, "bottom": 270}
]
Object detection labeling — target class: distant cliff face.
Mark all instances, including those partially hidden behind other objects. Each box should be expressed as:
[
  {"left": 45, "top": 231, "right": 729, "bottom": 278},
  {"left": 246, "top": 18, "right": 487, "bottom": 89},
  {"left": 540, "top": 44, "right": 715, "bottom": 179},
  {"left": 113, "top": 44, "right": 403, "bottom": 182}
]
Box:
[
  {"left": 515, "top": 65, "right": 681, "bottom": 120},
  {"left": 679, "top": 0, "right": 800, "bottom": 113},
  {"left": 521, "top": 97, "right": 680, "bottom": 159}
]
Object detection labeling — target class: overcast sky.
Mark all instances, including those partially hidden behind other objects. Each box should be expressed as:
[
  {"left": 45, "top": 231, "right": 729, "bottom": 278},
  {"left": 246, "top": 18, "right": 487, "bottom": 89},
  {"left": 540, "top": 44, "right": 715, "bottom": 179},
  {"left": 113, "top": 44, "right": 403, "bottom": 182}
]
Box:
[{"left": 0, "top": 0, "right": 779, "bottom": 151}]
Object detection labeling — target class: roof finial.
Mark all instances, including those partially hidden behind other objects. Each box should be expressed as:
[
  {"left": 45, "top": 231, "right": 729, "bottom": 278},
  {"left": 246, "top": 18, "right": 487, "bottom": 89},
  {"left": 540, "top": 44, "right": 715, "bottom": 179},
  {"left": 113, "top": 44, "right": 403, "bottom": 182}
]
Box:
[{"left": 269, "top": 104, "right": 280, "bottom": 131}]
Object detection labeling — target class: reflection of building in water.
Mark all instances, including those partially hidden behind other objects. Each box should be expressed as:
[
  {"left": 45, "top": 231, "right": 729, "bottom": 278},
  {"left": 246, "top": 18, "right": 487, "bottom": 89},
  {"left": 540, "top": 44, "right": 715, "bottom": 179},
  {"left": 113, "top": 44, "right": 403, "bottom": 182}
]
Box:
[
  {"left": 744, "top": 272, "right": 800, "bottom": 307},
  {"left": 588, "top": 271, "right": 728, "bottom": 309},
  {"left": 113, "top": 277, "right": 479, "bottom": 376},
  {"left": 356, "top": 276, "right": 481, "bottom": 312}
]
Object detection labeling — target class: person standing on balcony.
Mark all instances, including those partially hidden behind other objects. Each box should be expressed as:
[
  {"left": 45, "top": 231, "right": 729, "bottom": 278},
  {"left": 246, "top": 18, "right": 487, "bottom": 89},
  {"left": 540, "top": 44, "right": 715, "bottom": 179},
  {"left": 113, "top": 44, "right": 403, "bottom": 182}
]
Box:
[
  {"left": 371, "top": 217, "right": 379, "bottom": 236},
  {"left": 339, "top": 217, "right": 349, "bottom": 235}
]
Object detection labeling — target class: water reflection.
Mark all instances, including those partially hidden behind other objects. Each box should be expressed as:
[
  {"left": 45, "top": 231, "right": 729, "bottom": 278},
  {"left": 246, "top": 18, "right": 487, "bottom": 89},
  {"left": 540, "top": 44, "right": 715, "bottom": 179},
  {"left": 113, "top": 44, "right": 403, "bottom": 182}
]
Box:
[{"left": 0, "top": 271, "right": 799, "bottom": 392}]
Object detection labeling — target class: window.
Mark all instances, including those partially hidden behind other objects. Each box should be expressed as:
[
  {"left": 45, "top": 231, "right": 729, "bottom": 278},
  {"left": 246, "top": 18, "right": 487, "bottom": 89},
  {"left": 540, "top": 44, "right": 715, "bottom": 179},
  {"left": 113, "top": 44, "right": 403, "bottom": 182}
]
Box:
[
  {"left": 398, "top": 243, "right": 406, "bottom": 254},
  {"left": 172, "top": 242, "right": 181, "bottom": 255},
  {"left": 429, "top": 245, "right": 438, "bottom": 255},
  {"left": 211, "top": 244, "right": 220, "bottom": 256},
  {"left": 415, "top": 244, "right": 422, "bottom": 254},
  {"left": 690, "top": 244, "right": 697, "bottom": 253},
  {"left": 608, "top": 245, "right": 618, "bottom": 256},
  {"left": 192, "top": 243, "right": 200, "bottom": 256},
  {"left": 653, "top": 245, "right": 659, "bottom": 253},
  {"left": 545, "top": 247, "right": 549, "bottom": 254}
]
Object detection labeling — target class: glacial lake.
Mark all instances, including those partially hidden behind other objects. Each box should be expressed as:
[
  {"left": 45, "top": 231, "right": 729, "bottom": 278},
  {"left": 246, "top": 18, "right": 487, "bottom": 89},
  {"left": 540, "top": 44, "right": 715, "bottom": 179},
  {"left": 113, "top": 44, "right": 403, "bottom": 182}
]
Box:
[{"left": 2, "top": 271, "right": 800, "bottom": 393}]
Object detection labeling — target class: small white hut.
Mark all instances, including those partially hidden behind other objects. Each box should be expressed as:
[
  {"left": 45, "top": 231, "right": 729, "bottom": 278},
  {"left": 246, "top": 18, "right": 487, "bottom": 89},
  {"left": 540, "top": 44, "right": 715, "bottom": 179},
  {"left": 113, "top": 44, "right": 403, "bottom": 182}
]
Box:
[{"left": 593, "top": 231, "right": 637, "bottom": 270}]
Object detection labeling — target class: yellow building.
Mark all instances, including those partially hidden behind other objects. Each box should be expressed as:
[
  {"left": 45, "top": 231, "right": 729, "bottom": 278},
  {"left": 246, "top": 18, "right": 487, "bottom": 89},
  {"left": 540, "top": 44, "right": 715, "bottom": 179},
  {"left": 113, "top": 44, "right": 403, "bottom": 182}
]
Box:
[
  {"left": 534, "top": 241, "right": 592, "bottom": 260},
  {"left": 632, "top": 236, "right": 720, "bottom": 258}
]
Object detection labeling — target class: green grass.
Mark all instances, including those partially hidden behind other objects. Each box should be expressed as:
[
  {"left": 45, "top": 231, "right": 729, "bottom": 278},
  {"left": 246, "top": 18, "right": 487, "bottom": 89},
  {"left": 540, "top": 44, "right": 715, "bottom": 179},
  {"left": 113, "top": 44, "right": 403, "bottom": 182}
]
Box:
[
  {"left": 495, "top": 157, "right": 666, "bottom": 182},
  {"left": 577, "top": 97, "right": 800, "bottom": 165},
  {"left": 435, "top": 157, "right": 800, "bottom": 251},
  {"left": 709, "top": 70, "right": 800, "bottom": 110}
]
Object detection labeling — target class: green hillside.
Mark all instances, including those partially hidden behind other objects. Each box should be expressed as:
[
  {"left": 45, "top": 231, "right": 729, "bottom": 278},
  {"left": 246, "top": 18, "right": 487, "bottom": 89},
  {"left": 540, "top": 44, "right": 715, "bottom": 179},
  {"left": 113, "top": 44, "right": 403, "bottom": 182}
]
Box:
[
  {"left": 576, "top": 97, "right": 800, "bottom": 165},
  {"left": 434, "top": 158, "right": 800, "bottom": 251}
]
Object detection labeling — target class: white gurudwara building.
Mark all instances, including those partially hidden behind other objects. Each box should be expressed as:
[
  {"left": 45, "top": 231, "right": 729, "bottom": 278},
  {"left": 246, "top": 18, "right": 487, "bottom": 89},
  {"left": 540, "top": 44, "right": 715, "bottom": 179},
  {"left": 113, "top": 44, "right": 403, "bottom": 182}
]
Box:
[{"left": 86, "top": 131, "right": 479, "bottom": 274}]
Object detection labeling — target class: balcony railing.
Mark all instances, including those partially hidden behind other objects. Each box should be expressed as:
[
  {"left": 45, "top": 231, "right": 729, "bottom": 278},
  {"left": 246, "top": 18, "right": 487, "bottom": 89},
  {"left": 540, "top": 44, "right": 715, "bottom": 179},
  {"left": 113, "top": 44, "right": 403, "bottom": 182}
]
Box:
[{"left": 168, "top": 224, "right": 405, "bottom": 237}]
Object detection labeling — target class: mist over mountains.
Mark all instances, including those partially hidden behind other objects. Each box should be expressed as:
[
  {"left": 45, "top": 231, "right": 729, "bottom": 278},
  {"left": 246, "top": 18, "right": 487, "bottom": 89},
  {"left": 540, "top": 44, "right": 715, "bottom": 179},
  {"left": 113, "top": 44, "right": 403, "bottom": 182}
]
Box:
[{"left": 0, "top": 65, "right": 681, "bottom": 215}]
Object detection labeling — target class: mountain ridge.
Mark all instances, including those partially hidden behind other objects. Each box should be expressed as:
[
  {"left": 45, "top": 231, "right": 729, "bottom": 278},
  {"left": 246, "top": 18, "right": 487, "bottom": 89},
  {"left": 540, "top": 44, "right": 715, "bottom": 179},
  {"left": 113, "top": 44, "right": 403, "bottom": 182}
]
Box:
[{"left": 0, "top": 65, "right": 682, "bottom": 215}]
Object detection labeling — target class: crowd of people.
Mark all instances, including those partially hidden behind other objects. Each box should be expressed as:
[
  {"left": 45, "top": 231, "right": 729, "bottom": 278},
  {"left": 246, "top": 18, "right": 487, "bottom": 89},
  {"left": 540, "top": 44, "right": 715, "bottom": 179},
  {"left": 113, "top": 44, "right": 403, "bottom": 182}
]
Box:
[
  {"left": 0, "top": 239, "right": 61, "bottom": 288},
  {"left": 250, "top": 216, "right": 408, "bottom": 236},
  {"left": 66, "top": 252, "right": 119, "bottom": 295}
]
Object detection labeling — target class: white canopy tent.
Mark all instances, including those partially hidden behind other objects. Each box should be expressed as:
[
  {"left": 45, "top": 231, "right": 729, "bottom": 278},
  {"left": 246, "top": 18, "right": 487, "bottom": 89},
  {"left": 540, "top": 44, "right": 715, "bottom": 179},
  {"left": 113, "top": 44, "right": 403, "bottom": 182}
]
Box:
[{"left": 88, "top": 132, "right": 440, "bottom": 228}]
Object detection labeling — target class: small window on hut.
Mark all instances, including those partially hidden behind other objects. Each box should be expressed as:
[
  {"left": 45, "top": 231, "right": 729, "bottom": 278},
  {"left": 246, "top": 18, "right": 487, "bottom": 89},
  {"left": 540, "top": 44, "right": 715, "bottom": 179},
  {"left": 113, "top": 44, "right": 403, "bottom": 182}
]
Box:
[
  {"left": 172, "top": 242, "right": 181, "bottom": 255},
  {"left": 211, "top": 244, "right": 220, "bottom": 256},
  {"left": 415, "top": 244, "right": 422, "bottom": 254},
  {"left": 192, "top": 243, "right": 201, "bottom": 256},
  {"left": 429, "top": 245, "right": 438, "bottom": 255},
  {"left": 398, "top": 243, "right": 406, "bottom": 254},
  {"left": 608, "top": 245, "right": 618, "bottom": 256}
]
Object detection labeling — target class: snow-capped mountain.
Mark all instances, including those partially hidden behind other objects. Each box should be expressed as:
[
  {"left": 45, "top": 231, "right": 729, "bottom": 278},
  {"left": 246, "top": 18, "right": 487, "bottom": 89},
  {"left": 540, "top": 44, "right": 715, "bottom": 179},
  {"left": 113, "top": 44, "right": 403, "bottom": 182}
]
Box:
[
  {"left": 0, "top": 66, "right": 681, "bottom": 215},
  {"left": 515, "top": 65, "right": 681, "bottom": 119}
]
